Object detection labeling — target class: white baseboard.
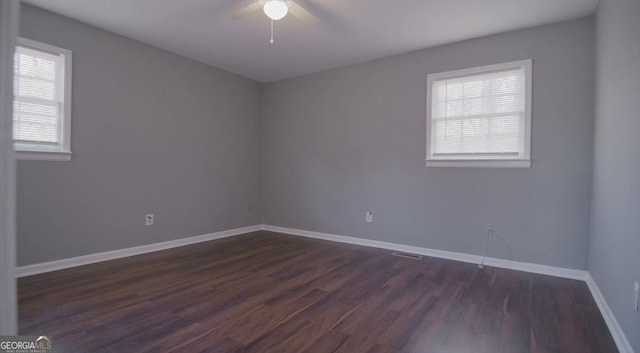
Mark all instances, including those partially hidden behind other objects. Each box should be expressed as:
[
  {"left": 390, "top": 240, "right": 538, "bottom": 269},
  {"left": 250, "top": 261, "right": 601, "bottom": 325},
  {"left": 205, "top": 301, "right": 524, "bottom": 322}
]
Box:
[
  {"left": 260, "top": 225, "right": 588, "bottom": 281},
  {"left": 585, "top": 274, "right": 635, "bottom": 353},
  {"left": 15, "top": 225, "right": 262, "bottom": 278}
]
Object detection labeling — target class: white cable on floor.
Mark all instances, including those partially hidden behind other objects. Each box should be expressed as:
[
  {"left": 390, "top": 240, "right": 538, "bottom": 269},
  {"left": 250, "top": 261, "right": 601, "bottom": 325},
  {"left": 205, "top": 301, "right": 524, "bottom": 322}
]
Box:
[{"left": 478, "top": 224, "right": 493, "bottom": 270}]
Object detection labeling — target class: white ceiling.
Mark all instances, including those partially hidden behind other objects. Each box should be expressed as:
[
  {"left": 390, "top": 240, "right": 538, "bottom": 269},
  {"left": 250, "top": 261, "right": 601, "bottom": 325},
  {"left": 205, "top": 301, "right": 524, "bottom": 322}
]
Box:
[{"left": 23, "top": 0, "right": 598, "bottom": 82}]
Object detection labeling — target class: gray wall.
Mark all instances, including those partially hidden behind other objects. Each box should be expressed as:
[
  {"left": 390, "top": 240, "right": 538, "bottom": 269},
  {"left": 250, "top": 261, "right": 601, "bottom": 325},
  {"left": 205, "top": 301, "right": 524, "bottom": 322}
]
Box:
[
  {"left": 590, "top": 0, "right": 640, "bottom": 350},
  {"left": 17, "top": 6, "right": 599, "bottom": 274},
  {"left": 17, "top": 5, "right": 262, "bottom": 266},
  {"left": 0, "top": 0, "right": 19, "bottom": 335},
  {"left": 261, "top": 18, "right": 595, "bottom": 270}
]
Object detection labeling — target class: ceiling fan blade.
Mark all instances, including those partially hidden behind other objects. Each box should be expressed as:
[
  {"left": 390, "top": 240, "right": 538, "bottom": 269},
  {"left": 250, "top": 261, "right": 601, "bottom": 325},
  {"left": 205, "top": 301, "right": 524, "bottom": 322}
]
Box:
[
  {"left": 231, "top": 1, "right": 263, "bottom": 19},
  {"left": 288, "top": 2, "right": 317, "bottom": 24}
]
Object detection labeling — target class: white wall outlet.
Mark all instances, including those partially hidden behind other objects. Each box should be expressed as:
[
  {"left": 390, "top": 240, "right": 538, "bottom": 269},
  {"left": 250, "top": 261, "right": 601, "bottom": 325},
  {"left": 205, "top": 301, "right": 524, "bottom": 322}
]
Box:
[
  {"left": 634, "top": 281, "right": 639, "bottom": 312},
  {"left": 145, "top": 214, "right": 154, "bottom": 226},
  {"left": 366, "top": 212, "right": 373, "bottom": 223}
]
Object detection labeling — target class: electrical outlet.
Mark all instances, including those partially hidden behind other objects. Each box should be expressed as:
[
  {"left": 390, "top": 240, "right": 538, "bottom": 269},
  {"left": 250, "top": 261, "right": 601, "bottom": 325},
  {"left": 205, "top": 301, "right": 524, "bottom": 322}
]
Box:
[
  {"left": 366, "top": 212, "right": 373, "bottom": 223},
  {"left": 145, "top": 214, "right": 154, "bottom": 226},
  {"left": 634, "top": 281, "right": 639, "bottom": 312}
]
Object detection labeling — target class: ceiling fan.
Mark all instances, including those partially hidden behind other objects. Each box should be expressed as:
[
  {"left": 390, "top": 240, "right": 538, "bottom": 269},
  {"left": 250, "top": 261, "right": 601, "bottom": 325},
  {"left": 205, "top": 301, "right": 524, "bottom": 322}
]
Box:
[{"left": 231, "top": 0, "right": 317, "bottom": 43}]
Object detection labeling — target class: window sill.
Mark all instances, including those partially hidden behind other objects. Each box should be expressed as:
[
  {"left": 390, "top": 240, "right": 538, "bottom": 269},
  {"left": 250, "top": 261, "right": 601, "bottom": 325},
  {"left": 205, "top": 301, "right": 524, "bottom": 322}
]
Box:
[
  {"left": 425, "top": 159, "right": 531, "bottom": 168},
  {"left": 16, "top": 150, "right": 72, "bottom": 161}
]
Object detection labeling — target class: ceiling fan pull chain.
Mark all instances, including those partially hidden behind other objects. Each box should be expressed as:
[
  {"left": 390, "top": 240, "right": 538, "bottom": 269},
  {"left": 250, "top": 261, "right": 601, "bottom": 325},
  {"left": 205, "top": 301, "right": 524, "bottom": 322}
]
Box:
[{"left": 270, "top": 19, "right": 275, "bottom": 44}]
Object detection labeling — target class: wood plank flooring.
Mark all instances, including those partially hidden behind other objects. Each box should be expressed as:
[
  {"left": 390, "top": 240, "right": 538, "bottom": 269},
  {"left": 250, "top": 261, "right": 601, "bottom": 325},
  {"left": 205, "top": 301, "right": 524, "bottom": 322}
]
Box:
[{"left": 18, "top": 231, "right": 618, "bottom": 353}]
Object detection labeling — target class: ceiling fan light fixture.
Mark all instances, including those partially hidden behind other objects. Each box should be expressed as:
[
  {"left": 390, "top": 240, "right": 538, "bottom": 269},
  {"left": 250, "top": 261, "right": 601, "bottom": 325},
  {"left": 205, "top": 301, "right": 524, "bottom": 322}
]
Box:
[{"left": 263, "top": 0, "right": 289, "bottom": 20}]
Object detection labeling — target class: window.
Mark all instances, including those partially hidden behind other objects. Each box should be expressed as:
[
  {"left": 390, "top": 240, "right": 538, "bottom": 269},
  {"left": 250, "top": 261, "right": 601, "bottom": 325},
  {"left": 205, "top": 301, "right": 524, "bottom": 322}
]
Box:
[
  {"left": 426, "top": 60, "right": 532, "bottom": 168},
  {"left": 14, "top": 38, "right": 72, "bottom": 161}
]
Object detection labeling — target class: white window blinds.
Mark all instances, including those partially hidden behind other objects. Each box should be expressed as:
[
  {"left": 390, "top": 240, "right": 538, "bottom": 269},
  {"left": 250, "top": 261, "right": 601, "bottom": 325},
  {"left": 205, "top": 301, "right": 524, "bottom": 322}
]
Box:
[
  {"left": 430, "top": 67, "right": 525, "bottom": 157},
  {"left": 426, "top": 60, "right": 532, "bottom": 167},
  {"left": 13, "top": 42, "right": 69, "bottom": 152}
]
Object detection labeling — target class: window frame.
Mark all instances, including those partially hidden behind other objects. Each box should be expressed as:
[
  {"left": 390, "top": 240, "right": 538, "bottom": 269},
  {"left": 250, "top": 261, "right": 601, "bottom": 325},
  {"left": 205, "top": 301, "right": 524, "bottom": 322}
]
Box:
[
  {"left": 14, "top": 37, "right": 72, "bottom": 161},
  {"left": 425, "top": 59, "right": 532, "bottom": 168}
]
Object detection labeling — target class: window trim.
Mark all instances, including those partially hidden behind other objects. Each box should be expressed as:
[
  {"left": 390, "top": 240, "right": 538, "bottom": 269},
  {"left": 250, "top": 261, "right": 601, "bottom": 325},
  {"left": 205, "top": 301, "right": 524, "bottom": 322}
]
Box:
[
  {"left": 14, "top": 37, "right": 72, "bottom": 161},
  {"left": 425, "top": 59, "right": 532, "bottom": 168}
]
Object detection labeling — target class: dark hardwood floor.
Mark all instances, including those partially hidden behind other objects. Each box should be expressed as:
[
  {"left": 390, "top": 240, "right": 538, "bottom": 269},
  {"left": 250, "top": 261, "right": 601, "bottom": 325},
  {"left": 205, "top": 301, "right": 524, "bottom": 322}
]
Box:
[{"left": 19, "top": 231, "right": 617, "bottom": 353}]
